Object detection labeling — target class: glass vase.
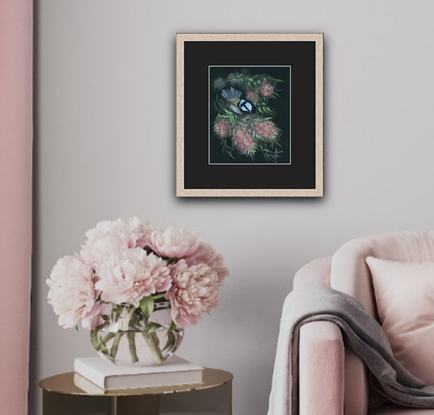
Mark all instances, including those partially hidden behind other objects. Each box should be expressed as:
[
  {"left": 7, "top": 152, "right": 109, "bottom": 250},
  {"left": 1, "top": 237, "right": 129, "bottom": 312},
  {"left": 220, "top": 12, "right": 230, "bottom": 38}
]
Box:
[{"left": 90, "top": 302, "right": 184, "bottom": 367}]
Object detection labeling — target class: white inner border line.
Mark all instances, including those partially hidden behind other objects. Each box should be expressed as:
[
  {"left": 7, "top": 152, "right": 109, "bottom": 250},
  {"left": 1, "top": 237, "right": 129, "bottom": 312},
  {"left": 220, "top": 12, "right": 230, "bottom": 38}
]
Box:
[{"left": 208, "top": 65, "right": 292, "bottom": 166}]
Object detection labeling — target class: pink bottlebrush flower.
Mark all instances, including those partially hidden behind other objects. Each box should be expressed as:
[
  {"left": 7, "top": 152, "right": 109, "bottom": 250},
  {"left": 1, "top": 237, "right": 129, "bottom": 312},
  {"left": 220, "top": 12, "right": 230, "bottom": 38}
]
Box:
[
  {"left": 258, "top": 81, "right": 276, "bottom": 98},
  {"left": 96, "top": 248, "right": 171, "bottom": 307},
  {"left": 46, "top": 255, "right": 101, "bottom": 329},
  {"left": 185, "top": 242, "right": 228, "bottom": 285},
  {"left": 166, "top": 260, "right": 219, "bottom": 328},
  {"left": 245, "top": 90, "right": 259, "bottom": 104},
  {"left": 253, "top": 119, "right": 280, "bottom": 142},
  {"left": 227, "top": 72, "right": 240, "bottom": 85},
  {"left": 213, "top": 119, "right": 232, "bottom": 139},
  {"left": 80, "top": 217, "right": 151, "bottom": 268},
  {"left": 232, "top": 126, "right": 256, "bottom": 155},
  {"left": 147, "top": 227, "right": 201, "bottom": 259}
]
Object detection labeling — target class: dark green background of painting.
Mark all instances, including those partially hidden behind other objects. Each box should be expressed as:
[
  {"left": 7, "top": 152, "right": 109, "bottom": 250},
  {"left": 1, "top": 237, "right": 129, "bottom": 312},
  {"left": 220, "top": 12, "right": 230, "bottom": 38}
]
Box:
[
  {"left": 209, "top": 66, "right": 291, "bottom": 164},
  {"left": 183, "top": 41, "right": 316, "bottom": 190}
]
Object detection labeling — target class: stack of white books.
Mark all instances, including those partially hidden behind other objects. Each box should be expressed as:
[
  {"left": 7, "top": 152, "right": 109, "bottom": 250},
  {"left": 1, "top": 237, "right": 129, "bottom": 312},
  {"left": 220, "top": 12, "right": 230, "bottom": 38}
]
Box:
[{"left": 74, "top": 355, "right": 204, "bottom": 393}]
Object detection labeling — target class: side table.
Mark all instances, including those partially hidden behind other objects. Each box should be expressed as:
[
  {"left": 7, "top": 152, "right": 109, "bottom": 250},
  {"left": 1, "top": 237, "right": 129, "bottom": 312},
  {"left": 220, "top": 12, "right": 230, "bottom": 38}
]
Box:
[{"left": 39, "top": 368, "right": 233, "bottom": 415}]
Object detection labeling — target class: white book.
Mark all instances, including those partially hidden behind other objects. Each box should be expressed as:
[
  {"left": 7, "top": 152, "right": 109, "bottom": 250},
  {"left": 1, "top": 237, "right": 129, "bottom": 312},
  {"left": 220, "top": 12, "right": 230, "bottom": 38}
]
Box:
[
  {"left": 74, "top": 356, "right": 203, "bottom": 390},
  {"left": 74, "top": 373, "right": 105, "bottom": 395}
]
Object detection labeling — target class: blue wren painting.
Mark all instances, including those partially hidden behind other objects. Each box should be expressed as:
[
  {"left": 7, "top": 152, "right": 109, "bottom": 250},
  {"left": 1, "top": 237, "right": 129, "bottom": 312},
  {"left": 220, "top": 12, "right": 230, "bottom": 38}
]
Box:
[{"left": 209, "top": 66, "right": 291, "bottom": 164}]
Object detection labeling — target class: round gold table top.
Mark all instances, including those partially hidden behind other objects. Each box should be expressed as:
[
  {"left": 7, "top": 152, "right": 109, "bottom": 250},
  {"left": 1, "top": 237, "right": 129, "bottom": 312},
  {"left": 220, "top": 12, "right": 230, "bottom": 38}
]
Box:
[{"left": 39, "top": 368, "right": 233, "bottom": 397}]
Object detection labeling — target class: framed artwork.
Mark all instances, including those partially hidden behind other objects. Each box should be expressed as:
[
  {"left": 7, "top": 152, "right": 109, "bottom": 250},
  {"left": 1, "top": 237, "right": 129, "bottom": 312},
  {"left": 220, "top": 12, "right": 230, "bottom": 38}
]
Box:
[{"left": 176, "top": 33, "right": 323, "bottom": 197}]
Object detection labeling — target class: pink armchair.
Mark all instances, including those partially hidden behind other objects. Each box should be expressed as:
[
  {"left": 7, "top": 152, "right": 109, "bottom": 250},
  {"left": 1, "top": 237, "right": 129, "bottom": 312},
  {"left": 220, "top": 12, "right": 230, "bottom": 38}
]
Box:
[{"left": 294, "top": 230, "right": 434, "bottom": 415}]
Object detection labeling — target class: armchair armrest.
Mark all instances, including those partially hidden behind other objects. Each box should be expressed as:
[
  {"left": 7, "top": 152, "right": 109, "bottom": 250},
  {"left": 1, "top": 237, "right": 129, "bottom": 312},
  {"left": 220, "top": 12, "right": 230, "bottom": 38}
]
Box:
[
  {"left": 293, "top": 256, "right": 332, "bottom": 290},
  {"left": 299, "top": 322, "right": 344, "bottom": 415},
  {"left": 294, "top": 257, "right": 345, "bottom": 415}
]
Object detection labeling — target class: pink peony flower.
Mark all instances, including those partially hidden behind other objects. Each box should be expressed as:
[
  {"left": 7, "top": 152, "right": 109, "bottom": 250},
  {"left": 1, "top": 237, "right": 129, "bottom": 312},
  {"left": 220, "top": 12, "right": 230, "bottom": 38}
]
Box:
[
  {"left": 253, "top": 119, "right": 280, "bottom": 142},
  {"left": 213, "top": 119, "right": 232, "bottom": 139},
  {"left": 232, "top": 126, "right": 256, "bottom": 155},
  {"left": 147, "top": 227, "right": 201, "bottom": 259},
  {"left": 46, "top": 255, "right": 100, "bottom": 329},
  {"left": 95, "top": 248, "right": 171, "bottom": 307},
  {"left": 245, "top": 90, "right": 259, "bottom": 104},
  {"left": 258, "top": 81, "right": 275, "bottom": 98},
  {"left": 81, "top": 217, "right": 151, "bottom": 268},
  {"left": 186, "top": 242, "right": 228, "bottom": 285},
  {"left": 166, "top": 260, "right": 219, "bottom": 328}
]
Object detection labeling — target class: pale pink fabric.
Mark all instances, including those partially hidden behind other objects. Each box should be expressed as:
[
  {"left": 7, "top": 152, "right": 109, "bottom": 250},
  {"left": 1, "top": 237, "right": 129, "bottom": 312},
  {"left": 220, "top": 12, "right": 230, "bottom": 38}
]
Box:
[
  {"left": 290, "top": 231, "right": 434, "bottom": 415},
  {"left": 299, "top": 321, "right": 344, "bottom": 415},
  {"left": 0, "top": 0, "right": 33, "bottom": 414},
  {"left": 330, "top": 230, "right": 434, "bottom": 415},
  {"left": 370, "top": 404, "right": 434, "bottom": 415},
  {"left": 331, "top": 230, "right": 434, "bottom": 316},
  {"left": 344, "top": 348, "right": 370, "bottom": 415},
  {"left": 367, "top": 257, "right": 434, "bottom": 385},
  {"left": 294, "top": 257, "right": 345, "bottom": 415},
  {"left": 293, "top": 256, "right": 332, "bottom": 290}
]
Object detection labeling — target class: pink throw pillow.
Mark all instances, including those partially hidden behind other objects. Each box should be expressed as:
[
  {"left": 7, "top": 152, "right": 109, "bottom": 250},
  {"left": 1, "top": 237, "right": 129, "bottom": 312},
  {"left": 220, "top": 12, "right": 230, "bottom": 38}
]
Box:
[{"left": 366, "top": 256, "right": 434, "bottom": 385}]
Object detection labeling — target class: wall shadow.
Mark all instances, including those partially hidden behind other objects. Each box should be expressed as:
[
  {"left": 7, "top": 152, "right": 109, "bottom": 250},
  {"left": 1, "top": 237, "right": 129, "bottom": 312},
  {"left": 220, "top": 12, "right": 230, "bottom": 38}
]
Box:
[{"left": 29, "top": 0, "right": 41, "bottom": 413}]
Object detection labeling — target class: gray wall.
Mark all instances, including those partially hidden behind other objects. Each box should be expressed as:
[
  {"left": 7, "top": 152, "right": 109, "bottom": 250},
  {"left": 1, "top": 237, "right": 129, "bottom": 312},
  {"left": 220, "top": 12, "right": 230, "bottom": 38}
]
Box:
[{"left": 31, "top": 1, "right": 434, "bottom": 414}]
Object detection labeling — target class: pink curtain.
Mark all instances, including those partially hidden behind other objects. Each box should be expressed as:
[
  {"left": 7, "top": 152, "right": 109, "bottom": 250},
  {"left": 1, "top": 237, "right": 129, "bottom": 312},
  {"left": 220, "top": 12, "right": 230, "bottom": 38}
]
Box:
[{"left": 0, "top": 0, "right": 33, "bottom": 414}]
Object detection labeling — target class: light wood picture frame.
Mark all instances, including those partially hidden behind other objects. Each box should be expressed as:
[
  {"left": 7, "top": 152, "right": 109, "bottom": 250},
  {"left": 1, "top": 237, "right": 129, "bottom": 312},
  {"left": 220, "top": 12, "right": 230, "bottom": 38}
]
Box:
[{"left": 176, "top": 33, "right": 323, "bottom": 197}]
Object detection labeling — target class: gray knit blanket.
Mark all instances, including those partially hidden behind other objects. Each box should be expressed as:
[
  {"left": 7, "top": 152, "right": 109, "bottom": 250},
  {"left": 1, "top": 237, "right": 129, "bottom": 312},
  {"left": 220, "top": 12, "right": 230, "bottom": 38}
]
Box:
[{"left": 267, "top": 286, "right": 434, "bottom": 415}]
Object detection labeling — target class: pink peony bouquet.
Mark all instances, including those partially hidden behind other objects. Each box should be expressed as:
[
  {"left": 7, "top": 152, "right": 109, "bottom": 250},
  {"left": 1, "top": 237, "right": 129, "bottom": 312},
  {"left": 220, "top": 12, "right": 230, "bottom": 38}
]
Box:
[{"left": 46, "top": 217, "right": 228, "bottom": 366}]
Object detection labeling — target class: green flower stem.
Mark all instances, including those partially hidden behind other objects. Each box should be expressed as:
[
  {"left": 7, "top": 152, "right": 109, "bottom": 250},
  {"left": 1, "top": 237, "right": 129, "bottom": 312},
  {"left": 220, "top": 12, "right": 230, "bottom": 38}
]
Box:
[
  {"left": 127, "top": 332, "right": 139, "bottom": 364},
  {"left": 142, "top": 332, "right": 164, "bottom": 364},
  {"left": 90, "top": 330, "right": 99, "bottom": 349},
  {"left": 127, "top": 306, "right": 137, "bottom": 320},
  {"left": 92, "top": 330, "right": 115, "bottom": 352},
  {"left": 110, "top": 332, "right": 123, "bottom": 358},
  {"left": 151, "top": 332, "right": 160, "bottom": 347},
  {"left": 103, "top": 332, "right": 116, "bottom": 344}
]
